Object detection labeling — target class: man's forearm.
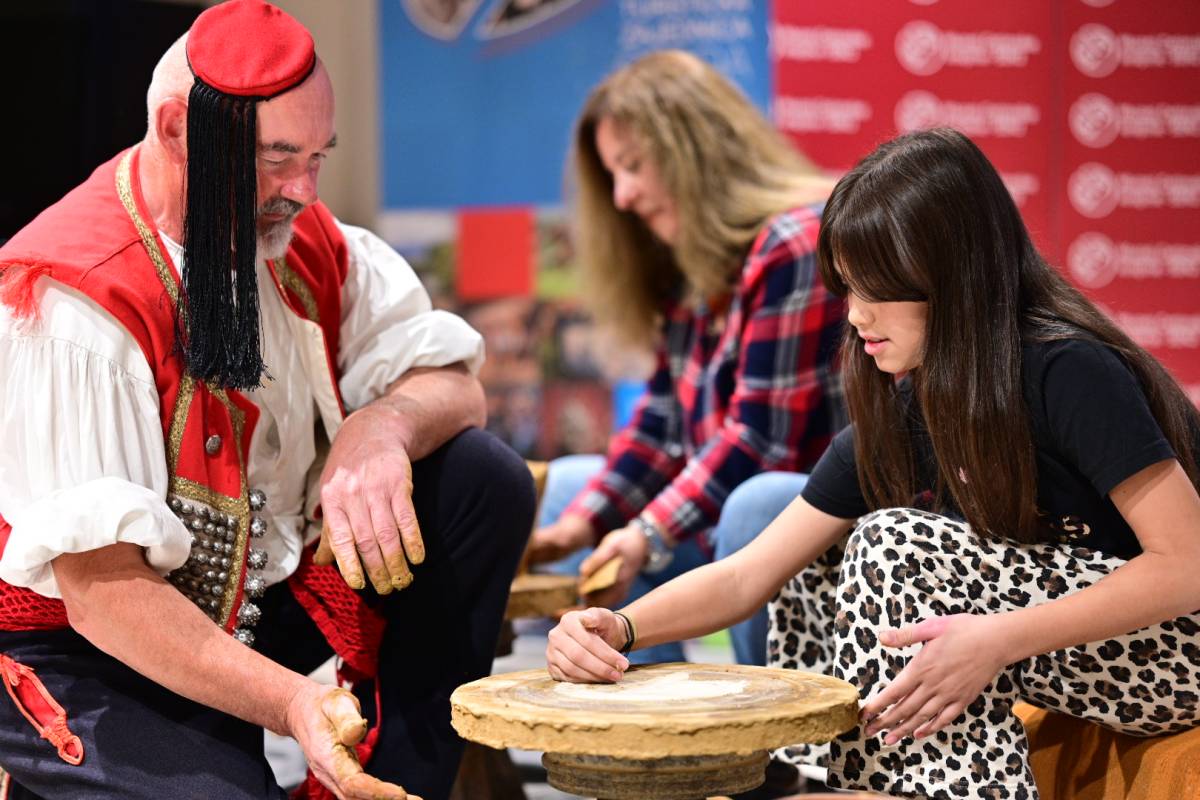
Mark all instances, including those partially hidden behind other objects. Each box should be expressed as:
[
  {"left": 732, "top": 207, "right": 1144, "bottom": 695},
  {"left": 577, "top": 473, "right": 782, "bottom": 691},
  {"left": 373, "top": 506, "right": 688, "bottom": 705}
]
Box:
[
  {"left": 369, "top": 363, "right": 486, "bottom": 460},
  {"left": 54, "top": 543, "right": 307, "bottom": 735}
]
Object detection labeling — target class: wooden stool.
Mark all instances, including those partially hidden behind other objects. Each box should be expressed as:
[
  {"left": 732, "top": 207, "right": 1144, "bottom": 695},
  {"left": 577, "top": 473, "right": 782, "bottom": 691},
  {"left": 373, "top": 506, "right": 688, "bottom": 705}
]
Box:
[
  {"left": 1015, "top": 702, "right": 1200, "bottom": 799},
  {"left": 452, "top": 663, "right": 859, "bottom": 800}
]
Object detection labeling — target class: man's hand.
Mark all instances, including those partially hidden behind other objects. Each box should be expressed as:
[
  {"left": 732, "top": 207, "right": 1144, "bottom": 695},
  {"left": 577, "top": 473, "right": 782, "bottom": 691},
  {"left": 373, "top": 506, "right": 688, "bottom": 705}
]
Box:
[
  {"left": 315, "top": 404, "right": 424, "bottom": 595},
  {"left": 860, "top": 613, "right": 1010, "bottom": 744},
  {"left": 526, "top": 515, "right": 594, "bottom": 565},
  {"left": 546, "top": 608, "right": 630, "bottom": 683},
  {"left": 285, "top": 682, "right": 418, "bottom": 800},
  {"left": 578, "top": 526, "right": 649, "bottom": 608}
]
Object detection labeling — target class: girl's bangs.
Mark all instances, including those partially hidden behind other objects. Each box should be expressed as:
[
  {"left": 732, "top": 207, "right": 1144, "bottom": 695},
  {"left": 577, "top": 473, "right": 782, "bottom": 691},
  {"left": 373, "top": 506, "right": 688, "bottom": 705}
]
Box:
[{"left": 821, "top": 200, "right": 928, "bottom": 303}]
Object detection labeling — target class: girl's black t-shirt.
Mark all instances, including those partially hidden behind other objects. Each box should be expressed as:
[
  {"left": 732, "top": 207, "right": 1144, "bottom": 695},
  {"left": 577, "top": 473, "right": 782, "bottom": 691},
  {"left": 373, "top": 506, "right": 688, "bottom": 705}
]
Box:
[{"left": 801, "top": 338, "right": 1190, "bottom": 559}]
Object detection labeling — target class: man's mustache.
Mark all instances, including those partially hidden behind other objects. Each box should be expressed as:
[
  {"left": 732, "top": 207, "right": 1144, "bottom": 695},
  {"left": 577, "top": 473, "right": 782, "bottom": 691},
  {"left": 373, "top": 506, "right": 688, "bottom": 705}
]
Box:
[{"left": 258, "top": 197, "right": 305, "bottom": 219}]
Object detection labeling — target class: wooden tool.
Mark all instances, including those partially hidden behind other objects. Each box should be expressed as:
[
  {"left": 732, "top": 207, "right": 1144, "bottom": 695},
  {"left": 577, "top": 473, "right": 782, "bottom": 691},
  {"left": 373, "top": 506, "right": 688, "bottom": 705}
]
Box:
[{"left": 578, "top": 555, "right": 623, "bottom": 596}]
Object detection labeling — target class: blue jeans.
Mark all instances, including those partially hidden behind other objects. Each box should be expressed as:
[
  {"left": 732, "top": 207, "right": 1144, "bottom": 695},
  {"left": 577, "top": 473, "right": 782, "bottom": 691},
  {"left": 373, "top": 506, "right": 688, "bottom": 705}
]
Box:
[{"left": 538, "top": 455, "right": 807, "bottom": 666}]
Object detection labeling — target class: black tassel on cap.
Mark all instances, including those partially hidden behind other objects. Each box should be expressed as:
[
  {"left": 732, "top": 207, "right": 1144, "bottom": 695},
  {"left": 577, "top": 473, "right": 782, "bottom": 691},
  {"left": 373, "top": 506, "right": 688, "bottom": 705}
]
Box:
[{"left": 179, "top": 78, "right": 265, "bottom": 390}]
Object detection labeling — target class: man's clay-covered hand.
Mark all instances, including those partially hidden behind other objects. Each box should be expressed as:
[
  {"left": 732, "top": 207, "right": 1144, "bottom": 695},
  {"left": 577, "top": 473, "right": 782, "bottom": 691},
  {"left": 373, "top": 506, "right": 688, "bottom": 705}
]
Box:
[
  {"left": 286, "top": 683, "right": 419, "bottom": 800},
  {"left": 315, "top": 404, "right": 425, "bottom": 594}
]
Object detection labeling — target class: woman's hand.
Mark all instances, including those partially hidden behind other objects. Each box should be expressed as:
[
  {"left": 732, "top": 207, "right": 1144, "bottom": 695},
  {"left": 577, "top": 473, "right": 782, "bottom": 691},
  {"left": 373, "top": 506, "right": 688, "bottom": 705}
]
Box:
[
  {"left": 546, "top": 607, "right": 631, "bottom": 683},
  {"left": 527, "top": 515, "right": 594, "bottom": 565},
  {"left": 579, "top": 526, "right": 649, "bottom": 608},
  {"left": 860, "top": 613, "right": 1011, "bottom": 744}
]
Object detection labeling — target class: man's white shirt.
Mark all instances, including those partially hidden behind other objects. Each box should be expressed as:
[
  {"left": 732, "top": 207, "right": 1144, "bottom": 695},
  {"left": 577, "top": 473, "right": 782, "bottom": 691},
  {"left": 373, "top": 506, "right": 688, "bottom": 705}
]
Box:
[{"left": 0, "top": 221, "right": 484, "bottom": 597}]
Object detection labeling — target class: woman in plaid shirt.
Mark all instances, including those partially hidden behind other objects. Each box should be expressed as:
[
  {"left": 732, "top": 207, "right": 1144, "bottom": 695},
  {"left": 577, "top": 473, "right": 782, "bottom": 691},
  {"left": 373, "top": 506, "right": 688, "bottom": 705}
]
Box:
[{"left": 528, "top": 50, "right": 847, "bottom": 666}]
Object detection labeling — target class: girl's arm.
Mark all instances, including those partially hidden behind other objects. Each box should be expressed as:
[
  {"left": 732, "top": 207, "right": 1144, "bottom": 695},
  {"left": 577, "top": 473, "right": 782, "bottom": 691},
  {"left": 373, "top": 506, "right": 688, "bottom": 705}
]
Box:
[
  {"left": 545, "top": 495, "right": 853, "bottom": 683},
  {"left": 864, "top": 458, "right": 1200, "bottom": 743}
]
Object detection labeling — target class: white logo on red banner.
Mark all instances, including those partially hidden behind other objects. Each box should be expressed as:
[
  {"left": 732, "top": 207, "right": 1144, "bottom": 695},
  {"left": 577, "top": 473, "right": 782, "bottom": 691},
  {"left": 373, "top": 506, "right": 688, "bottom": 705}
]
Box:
[
  {"left": 1068, "top": 233, "right": 1200, "bottom": 286},
  {"left": 894, "top": 91, "right": 1040, "bottom": 138},
  {"left": 1068, "top": 232, "right": 1120, "bottom": 287},
  {"left": 1070, "top": 25, "right": 1200, "bottom": 76},
  {"left": 895, "top": 21, "right": 946, "bottom": 75},
  {"left": 1113, "top": 312, "right": 1200, "bottom": 349},
  {"left": 1069, "top": 163, "right": 1200, "bottom": 217},
  {"left": 1071, "top": 24, "right": 1121, "bottom": 77},
  {"left": 894, "top": 21, "right": 1041, "bottom": 75},
  {"left": 1069, "top": 93, "right": 1120, "bottom": 148},
  {"left": 1070, "top": 94, "right": 1200, "bottom": 146},
  {"left": 775, "top": 96, "right": 873, "bottom": 134},
  {"left": 1068, "top": 163, "right": 1120, "bottom": 218},
  {"left": 999, "top": 172, "right": 1041, "bottom": 209},
  {"left": 773, "top": 25, "right": 873, "bottom": 64}
]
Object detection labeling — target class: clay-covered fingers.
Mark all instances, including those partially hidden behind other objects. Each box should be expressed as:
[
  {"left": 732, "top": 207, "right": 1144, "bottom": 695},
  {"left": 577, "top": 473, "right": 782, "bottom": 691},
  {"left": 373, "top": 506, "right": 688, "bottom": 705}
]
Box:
[
  {"left": 330, "top": 499, "right": 392, "bottom": 594},
  {"left": 390, "top": 491, "right": 424, "bottom": 575},
  {"left": 545, "top": 609, "right": 629, "bottom": 683},
  {"left": 321, "top": 510, "right": 367, "bottom": 591}
]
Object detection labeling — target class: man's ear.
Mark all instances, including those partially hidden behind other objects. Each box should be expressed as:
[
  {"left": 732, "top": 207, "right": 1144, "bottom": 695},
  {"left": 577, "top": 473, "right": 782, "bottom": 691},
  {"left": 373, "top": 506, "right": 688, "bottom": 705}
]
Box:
[{"left": 155, "top": 98, "right": 189, "bottom": 164}]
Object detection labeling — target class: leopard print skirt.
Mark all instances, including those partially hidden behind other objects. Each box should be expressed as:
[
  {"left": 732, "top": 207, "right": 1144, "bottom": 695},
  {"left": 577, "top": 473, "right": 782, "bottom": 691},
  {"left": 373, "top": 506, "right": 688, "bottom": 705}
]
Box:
[{"left": 767, "top": 507, "right": 1200, "bottom": 799}]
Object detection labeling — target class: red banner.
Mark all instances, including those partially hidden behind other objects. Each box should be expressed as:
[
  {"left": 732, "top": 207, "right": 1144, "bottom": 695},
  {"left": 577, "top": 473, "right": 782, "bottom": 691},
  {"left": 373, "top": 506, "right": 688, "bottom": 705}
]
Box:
[{"left": 773, "top": 0, "right": 1199, "bottom": 403}]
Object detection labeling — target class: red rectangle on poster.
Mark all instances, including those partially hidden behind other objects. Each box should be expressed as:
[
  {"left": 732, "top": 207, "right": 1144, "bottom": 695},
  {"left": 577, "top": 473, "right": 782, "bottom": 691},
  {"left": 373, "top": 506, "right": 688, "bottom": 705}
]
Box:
[{"left": 457, "top": 207, "right": 535, "bottom": 301}]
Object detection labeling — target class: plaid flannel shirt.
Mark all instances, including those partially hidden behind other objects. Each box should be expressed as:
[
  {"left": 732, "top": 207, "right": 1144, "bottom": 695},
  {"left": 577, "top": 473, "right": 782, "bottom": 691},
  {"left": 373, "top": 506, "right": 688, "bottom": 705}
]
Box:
[{"left": 565, "top": 204, "right": 847, "bottom": 548}]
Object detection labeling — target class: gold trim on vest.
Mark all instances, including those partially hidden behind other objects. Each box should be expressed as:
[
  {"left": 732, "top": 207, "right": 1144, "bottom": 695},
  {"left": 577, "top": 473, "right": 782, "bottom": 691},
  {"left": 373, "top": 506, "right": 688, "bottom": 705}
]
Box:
[
  {"left": 274, "top": 255, "right": 320, "bottom": 323},
  {"left": 114, "top": 151, "right": 259, "bottom": 636}
]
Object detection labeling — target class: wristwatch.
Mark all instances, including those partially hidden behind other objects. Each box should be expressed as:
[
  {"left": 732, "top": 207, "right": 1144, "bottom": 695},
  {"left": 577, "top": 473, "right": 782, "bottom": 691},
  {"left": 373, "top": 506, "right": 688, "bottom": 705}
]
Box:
[{"left": 632, "top": 516, "right": 674, "bottom": 574}]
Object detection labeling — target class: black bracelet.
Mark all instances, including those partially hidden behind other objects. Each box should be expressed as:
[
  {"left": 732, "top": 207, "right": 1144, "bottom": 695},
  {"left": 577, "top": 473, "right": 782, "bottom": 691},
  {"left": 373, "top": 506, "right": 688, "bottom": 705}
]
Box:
[{"left": 613, "top": 611, "right": 636, "bottom": 655}]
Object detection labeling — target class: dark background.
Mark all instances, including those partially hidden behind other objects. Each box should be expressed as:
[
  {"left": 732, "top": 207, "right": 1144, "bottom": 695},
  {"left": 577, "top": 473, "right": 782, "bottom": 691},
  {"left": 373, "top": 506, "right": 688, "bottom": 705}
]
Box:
[{"left": 0, "top": 0, "right": 203, "bottom": 243}]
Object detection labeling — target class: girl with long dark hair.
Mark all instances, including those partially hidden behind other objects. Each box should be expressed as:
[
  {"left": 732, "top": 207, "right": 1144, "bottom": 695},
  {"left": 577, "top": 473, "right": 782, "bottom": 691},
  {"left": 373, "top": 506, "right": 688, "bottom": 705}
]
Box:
[{"left": 545, "top": 128, "right": 1200, "bottom": 797}]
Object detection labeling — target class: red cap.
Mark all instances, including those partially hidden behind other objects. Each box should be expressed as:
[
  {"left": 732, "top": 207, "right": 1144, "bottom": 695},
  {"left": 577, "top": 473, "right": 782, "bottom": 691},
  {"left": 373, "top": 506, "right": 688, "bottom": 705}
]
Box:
[{"left": 186, "top": 0, "right": 315, "bottom": 99}]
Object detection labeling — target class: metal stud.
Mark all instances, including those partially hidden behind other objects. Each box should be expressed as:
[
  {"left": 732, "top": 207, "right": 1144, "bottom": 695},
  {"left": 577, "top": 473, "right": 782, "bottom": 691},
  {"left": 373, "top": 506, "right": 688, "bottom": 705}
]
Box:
[
  {"left": 225, "top": 515, "right": 237, "bottom": 529},
  {"left": 248, "top": 549, "right": 269, "bottom": 570},
  {"left": 233, "top": 628, "right": 255, "bottom": 647},
  {"left": 237, "top": 602, "right": 261, "bottom": 627},
  {"left": 210, "top": 584, "right": 224, "bottom": 597},
  {"left": 204, "top": 522, "right": 216, "bottom": 535},
  {"left": 220, "top": 557, "right": 231, "bottom": 569},
  {"left": 189, "top": 518, "right": 204, "bottom": 531},
  {"left": 169, "top": 497, "right": 183, "bottom": 513},
  {"left": 204, "top": 434, "right": 222, "bottom": 455},
  {"left": 180, "top": 502, "right": 193, "bottom": 517},
  {"left": 245, "top": 576, "right": 266, "bottom": 598},
  {"left": 248, "top": 490, "right": 267, "bottom": 511},
  {"left": 249, "top": 517, "right": 267, "bottom": 538}
]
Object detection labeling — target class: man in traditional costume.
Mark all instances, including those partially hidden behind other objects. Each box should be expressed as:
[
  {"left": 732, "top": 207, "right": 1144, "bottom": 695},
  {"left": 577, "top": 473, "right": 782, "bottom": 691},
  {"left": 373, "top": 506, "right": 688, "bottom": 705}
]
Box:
[{"left": 0, "top": 2, "right": 534, "bottom": 798}]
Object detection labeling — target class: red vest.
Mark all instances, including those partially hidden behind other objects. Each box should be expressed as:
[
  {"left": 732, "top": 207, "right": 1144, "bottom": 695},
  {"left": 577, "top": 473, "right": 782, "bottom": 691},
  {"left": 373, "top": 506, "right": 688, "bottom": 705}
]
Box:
[{"left": 0, "top": 148, "right": 381, "bottom": 679}]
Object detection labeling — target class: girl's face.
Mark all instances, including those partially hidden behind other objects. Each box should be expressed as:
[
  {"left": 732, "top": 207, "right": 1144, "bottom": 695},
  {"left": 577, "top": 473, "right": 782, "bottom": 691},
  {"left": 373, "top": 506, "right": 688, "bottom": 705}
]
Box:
[
  {"left": 594, "top": 116, "right": 679, "bottom": 245},
  {"left": 846, "top": 292, "right": 928, "bottom": 374}
]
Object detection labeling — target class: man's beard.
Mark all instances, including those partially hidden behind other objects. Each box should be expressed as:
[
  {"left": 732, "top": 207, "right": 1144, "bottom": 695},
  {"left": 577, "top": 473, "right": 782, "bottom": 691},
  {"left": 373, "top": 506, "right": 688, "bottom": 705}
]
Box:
[{"left": 256, "top": 197, "right": 305, "bottom": 260}]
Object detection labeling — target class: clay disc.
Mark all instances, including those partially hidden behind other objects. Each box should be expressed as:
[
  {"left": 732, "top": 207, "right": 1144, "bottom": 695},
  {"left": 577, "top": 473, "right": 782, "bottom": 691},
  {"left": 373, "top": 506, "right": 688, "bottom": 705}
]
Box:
[
  {"left": 504, "top": 573, "right": 578, "bottom": 620},
  {"left": 451, "top": 663, "right": 859, "bottom": 758}
]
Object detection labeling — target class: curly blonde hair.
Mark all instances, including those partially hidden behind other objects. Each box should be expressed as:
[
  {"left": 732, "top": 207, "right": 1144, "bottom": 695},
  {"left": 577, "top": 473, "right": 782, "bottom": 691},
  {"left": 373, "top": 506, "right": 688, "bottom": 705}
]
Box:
[{"left": 571, "top": 50, "right": 830, "bottom": 345}]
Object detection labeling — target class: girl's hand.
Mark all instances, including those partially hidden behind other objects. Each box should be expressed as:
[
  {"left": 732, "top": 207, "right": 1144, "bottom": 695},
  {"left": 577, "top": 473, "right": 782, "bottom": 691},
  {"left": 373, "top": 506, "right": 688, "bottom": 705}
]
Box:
[
  {"left": 860, "top": 613, "right": 1011, "bottom": 744},
  {"left": 546, "top": 607, "right": 631, "bottom": 683}
]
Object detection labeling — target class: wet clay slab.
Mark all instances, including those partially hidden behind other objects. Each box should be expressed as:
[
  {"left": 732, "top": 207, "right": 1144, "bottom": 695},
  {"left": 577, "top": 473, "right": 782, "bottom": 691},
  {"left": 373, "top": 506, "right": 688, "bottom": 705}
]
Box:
[{"left": 451, "top": 662, "right": 860, "bottom": 759}]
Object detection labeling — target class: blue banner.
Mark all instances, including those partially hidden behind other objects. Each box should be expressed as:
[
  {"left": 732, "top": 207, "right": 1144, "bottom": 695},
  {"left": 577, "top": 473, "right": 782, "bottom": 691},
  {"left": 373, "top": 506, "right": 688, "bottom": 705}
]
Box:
[{"left": 379, "top": 0, "right": 772, "bottom": 210}]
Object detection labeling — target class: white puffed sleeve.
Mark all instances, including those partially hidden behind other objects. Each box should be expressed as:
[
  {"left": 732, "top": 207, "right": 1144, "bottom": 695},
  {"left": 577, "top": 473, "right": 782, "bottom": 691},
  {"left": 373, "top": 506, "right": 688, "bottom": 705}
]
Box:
[
  {"left": 336, "top": 222, "right": 485, "bottom": 411},
  {"left": 0, "top": 283, "right": 191, "bottom": 598}
]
